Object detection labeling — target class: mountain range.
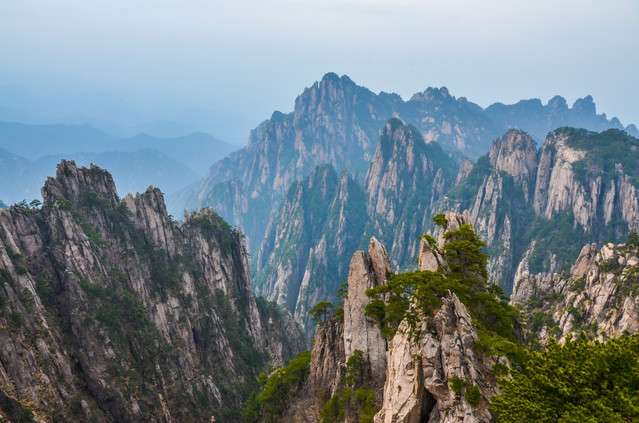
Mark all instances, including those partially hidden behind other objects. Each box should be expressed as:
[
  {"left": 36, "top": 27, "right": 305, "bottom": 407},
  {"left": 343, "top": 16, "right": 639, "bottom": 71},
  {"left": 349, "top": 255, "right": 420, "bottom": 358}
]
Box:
[
  {"left": 177, "top": 73, "right": 636, "bottom": 250},
  {"left": 2, "top": 71, "right": 639, "bottom": 421},
  {"left": 169, "top": 73, "right": 638, "bottom": 336},
  {"left": 0, "top": 121, "right": 237, "bottom": 205}
]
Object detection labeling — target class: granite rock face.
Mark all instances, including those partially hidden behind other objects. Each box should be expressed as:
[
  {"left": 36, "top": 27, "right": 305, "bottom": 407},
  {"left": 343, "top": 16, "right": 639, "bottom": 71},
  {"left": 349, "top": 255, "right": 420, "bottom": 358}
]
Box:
[
  {"left": 253, "top": 164, "right": 367, "bottom": 337},
  {"left": 376, "top": 293, "right": 495, "bottom": 423},
  {"left": 439, "top": 128, "right": 639, "bottom": 293},
  {"left": 285, "top": 213, "right": 498, "bottom": 423},
  {"left": 533, "top": 130, "right": 639, "bottom": 232},
  {"left": 512, "top": 239, "right": 639, "bottom": 343},
  {"left": 375, "top": 212, "right": 495, "bottom": 423},
  {"left": 254, "top": 119, "right": 458, "bottom": 336},
  {"left": 488, "top": 129, "right": 538, "bottom": 201},
  {"left": 343, "top": 237, "right": 390, "bottom": 389},
  {"left": 186, "top": 73, "right": 399, "bottom": 249},
  {"left": 364, "top": 119, "right": 458, "bottom": 270},
  {"left": 0, "top": 160, "right": 305, "bottom": 422}
]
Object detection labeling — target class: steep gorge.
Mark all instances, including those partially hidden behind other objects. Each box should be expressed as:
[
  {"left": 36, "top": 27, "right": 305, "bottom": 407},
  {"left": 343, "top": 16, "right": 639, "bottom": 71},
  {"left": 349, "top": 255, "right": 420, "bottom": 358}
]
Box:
[{"left": 254, "top": 120, "right": 458, "bottom": 336}]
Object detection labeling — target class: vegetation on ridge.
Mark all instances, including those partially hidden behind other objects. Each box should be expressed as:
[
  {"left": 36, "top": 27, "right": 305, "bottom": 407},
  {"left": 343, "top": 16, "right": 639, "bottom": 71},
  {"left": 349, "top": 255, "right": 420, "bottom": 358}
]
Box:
[
  {"left": 365, "top": 216, "right": 519, "bottom": 345},
  {"left": 244, "top": 350, "right": 312, "bottom": 423}
]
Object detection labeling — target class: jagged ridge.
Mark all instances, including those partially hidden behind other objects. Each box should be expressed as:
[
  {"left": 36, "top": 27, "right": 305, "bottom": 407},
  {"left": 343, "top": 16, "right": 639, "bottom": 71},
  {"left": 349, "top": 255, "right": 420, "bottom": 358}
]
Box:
[{"left": 0, "top": 160, "right": 305, "bottom": 422}]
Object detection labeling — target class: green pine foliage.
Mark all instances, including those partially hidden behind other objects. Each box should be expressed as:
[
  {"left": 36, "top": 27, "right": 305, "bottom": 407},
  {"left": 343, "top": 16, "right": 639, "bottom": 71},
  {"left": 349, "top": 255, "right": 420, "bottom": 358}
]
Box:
[
  {"left": 491, "top": 333, "right": 639, "bottom": 422},
  {"left": 320, "top": 387, "right": 376, "bottom": 423},
  {"left": 365, "top": 220, "right": 519, "bottom": 343},
  {"left": 343, "top": 350, "right": 367, "bottom": 387},
  {"left": 244, "top": 350, "right": 311, "bottom": 423},
  {"left": 320, "top": 349, "right": 377, "bottom": 423},
  {"left": 309, "top": 301, "right": 335, "bottom": 324},
  {"left": 566, "top": 128, "right": 639, "bottom": 189}
]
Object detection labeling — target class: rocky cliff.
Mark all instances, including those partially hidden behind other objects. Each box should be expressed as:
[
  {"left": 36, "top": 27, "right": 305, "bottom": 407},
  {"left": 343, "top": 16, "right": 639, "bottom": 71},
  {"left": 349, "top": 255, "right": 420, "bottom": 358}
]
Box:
[
  {"left": 438, "top": 127, "right": 639, "bottom": 293},
  {"left": 376, "top": 291, "right": 496, "bottom": 423},
  {"left": 270, "top": 211, "right": 513, "bottom": 423},
  {"left": 364, "top": 119, "right": 458, "bottom": 270},
  {"left": 512, "top": 237, "right": 639, "bottom": 343},
  {"left": 375, "top": 211, "right": 499, "bottom": 423},
  {"left": 183, "top": 73, "right": 398, "bottom": 249},
  {"left": 253, "top": 164, "right": 367, "bottom": 337},
  {"left": 177, "top": 73, "right": 633, "bottom": 257},
  {"left": 254, "top": 119, "right": 459, "bottom": 335},
  {"left": 0, "top": 160, "right": 305, "bottom": 422}
]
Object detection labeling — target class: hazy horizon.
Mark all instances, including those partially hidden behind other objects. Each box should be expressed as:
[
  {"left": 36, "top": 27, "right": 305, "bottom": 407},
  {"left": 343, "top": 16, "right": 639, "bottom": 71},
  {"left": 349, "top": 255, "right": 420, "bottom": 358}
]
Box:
[{"left": 2, "top": 0, "right": 638, "bottom": 144}]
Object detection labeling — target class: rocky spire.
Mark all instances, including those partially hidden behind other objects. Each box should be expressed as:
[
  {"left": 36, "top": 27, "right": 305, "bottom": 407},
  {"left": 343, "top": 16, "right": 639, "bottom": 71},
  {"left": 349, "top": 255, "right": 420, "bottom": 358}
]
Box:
[
  {"left": 42, "top": 159, "right": 120, "bottom": 209},
  {"left": 417, "top": 209, "right": 472, "bottom": 272},
  {"left": 488, "top": 129, "right": 538, "bottom": 201},
  {"left": 377, "top": 211, "right": 495, "bottom": 423},
  {"left": 343, "top": 237, "right": 390, "bottom": 389}
]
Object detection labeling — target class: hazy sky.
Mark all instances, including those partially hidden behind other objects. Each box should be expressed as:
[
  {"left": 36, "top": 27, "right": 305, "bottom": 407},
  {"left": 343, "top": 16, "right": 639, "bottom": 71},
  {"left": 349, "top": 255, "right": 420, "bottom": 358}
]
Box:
[{"left": 1, "top": 0, "right": 638, "bottom": 144}]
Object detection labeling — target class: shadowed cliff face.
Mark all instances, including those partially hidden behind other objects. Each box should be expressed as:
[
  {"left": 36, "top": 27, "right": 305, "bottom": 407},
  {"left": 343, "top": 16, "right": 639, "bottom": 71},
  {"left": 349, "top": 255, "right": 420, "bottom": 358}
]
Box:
[
  {"left": 252, "top": 164, "right": 368, "bottom": 337},
  {"left": 364, "top": 119, "right": 458, "bottom": 270},
  {"left": 0, "top": 160, "right": 305, "bottom": 422},
  {"left": 253, "top": 120, "right": 459, "bottom": 336}
]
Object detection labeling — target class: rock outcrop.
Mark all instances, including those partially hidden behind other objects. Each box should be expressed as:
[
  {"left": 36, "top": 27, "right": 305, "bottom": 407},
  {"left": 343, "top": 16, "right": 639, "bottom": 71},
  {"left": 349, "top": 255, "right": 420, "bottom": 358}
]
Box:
[
  {"left": 364, "top": 119, "right": 458, "bottom": 270},
  {"left": 0, "top": 160, "right": 305, "bottom": 422},
  {"left": 488, "top": 130, "right": 538, "bottom": 201},
  {"left": 283, "top": 212, "right": 500, "bottom": 423},
  {"left": 438, "top": 127, "right": 639, "bottom": 293},
  {"left": 533, "top": 129, "right": 639, "bottom": 232},
  {"left": 343, "top": 237, "right": 390, "bottom": 389},
  {"left": 375, "top": 212, "right": 496, "bottom": 423},
  {"left": 376, "top": 293, "right": 495, "bottom": 423},
  {"left": 512, "top": 238, "right": 639, "bottom": 342}
]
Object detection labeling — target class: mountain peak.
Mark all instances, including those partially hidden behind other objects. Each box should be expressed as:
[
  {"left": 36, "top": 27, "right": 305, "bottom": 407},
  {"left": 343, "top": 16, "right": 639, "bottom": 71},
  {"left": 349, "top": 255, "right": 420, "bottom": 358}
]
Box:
[
  {"left": 409, "top": 86, "right": 453, "bottom": 103},
  {"left": 572, "top": 95, "right": 596, "bottom": 115},
  {"left": 320, "top": 71, "right": 340, "bottom": 83},
  {"left": 42, "top": 160, "right": 120, "bottom": 210},
  {"left": 319, "top": 72, "right": 354, "bottom": 86},
  {"left": 488, "top": 129, "right": 538, "bottom": 199},
  {"left": 547, "top": 95, "right": 568, "bottom": 110}
]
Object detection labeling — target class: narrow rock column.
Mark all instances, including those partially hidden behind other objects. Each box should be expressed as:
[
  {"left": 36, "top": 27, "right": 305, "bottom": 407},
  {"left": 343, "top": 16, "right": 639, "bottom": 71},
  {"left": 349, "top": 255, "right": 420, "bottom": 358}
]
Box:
[{"left": 343, "top": 237, "right": 390, "bottom": 390}]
